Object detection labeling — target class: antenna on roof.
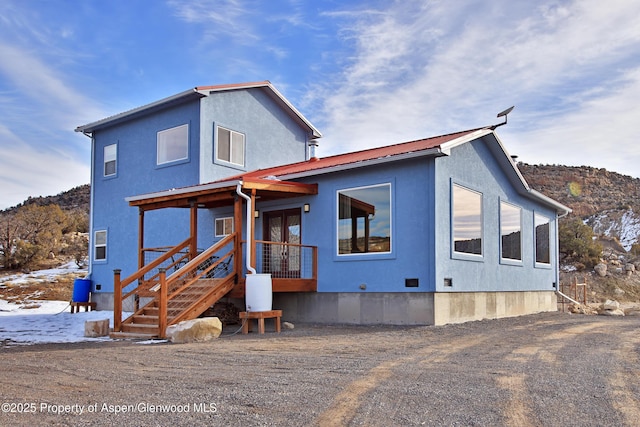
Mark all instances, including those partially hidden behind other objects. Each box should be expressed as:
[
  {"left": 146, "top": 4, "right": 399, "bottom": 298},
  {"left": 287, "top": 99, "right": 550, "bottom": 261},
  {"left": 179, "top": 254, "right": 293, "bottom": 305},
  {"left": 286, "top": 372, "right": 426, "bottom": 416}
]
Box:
[{"left": 493, "top": 106, "right": 514, "bottom": 129}]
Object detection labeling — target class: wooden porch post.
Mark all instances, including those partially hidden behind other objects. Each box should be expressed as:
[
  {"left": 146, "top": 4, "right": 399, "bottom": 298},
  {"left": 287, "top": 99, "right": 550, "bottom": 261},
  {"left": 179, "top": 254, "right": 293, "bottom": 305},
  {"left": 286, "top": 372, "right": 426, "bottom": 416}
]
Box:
[
  {"left": 113, "top": 269, "right": 122, "bottom": 332},
  {"left": 190, "top": 202, "right": 198, "bottom": 259},
  {"left": 158, "top": 268, "right": 167, "bottom": 339},
  {"left": 234, "top": 194, "right": 243, "bottom": 280},
  {"left": 138, "top": 208, "right": 145, "bottom": 269}
]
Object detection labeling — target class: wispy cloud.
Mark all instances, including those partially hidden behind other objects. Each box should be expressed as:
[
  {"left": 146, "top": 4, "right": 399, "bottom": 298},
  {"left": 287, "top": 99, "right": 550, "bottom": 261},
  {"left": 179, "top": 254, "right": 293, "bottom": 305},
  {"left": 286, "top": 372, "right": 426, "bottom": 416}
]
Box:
[{"left": 312, "top": 0, "right": 640, "bottom": 178}]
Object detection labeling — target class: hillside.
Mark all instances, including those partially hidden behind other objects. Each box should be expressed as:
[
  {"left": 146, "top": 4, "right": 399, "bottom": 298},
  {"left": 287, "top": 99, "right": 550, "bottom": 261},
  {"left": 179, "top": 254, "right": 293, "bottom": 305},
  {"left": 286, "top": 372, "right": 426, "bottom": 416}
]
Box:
[
  {"left": 518, "top": 163, "right": 640, "bottom": 251},
  {"left": 2, "top": 184, "right": 90, "bottom": 214}
]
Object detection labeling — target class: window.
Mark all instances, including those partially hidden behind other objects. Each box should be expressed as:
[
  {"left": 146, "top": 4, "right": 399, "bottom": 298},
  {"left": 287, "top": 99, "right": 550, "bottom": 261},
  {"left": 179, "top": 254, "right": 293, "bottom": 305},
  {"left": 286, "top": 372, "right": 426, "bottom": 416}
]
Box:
[
  {"left": 104, "top": 144, "right": 117, "bottom": 177},
  {"left": 157, "top": 124, "right": 189, "bottom": 165},
  {"left": 216, "top": 126, "right": 245, "bottom": 167},
  {"left": 535, "top": 214, "right": 550, "bottom": 264},
  {"left": 452, "top": 184, "right": 483, "bottom": 256},
  {"left": 215, "top": 217, "right": 234, "bottom": 237},
  {"left": 337, "top": 183, "right": 391, "bottom": 255},
  {"left": 94, "top": 230, "right": 107, "bottom": 261},
  {"left": 500, "top": 201, "right": 522, "bottom": 261}
]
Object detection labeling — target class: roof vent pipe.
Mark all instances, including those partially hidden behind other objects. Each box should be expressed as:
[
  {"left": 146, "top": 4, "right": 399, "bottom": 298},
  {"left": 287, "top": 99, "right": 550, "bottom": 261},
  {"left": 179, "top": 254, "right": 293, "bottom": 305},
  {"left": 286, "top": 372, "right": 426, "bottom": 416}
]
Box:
[
  {"left": 235, "top": 183, "right": 257, "bottom": 274},
  {"left": 309, "top": 139, "right": 319, "bottom": 161}
]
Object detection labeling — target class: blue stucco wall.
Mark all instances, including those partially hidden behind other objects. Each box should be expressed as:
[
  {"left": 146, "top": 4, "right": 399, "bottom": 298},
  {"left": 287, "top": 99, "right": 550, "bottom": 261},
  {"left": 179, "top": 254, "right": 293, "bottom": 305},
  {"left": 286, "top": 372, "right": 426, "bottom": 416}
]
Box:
[
  {"left": 199, "top": 88, "right": 310, "bottom": 183},
  {"left": 433, "top": 136, "right": 559, "bottom": 292},
  {"left": 250, "top": 156, "right": 437, "bottom": 293},
  {"left": 89, "top": 100, "right": 201, "bottom": 292}
]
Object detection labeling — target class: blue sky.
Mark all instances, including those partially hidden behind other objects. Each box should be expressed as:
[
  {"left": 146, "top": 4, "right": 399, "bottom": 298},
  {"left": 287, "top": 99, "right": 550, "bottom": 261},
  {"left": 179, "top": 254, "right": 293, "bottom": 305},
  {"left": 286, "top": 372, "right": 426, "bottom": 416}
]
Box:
[{"left": 1, "top": 0, "right": 640, "bottom": 210}]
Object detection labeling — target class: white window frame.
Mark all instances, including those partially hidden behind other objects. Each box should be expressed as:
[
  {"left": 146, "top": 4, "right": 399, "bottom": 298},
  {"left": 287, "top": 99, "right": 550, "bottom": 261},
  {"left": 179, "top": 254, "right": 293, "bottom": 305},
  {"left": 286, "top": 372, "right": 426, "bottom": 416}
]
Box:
[
  {"left": 451, "top": 183, "right": 484, "bottom": 259},
  {"left": 94, "top": 230, "right": 107, "bottom": 261},
  {"left": 104, "top": 144, "right": 117, "bottom": 177},
  {"left": 215, "top": 217, "right": 234, "bottom": 237},
  {"left": 500, "top": 200, "right": 523, "bottom": 264},
  {"left": 336, "top": 183, "right": 392, "bottom": 257},
  {"left": 216, "top": 125, "right": 245, "bottom": 167},
  {"left": 157, "top": 124, "right": 189, "bottom": 165}
]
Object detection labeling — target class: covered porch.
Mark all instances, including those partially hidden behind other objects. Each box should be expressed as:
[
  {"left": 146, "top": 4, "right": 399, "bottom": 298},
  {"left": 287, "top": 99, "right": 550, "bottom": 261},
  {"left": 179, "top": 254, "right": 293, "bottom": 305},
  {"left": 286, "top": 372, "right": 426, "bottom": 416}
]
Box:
[{"left": 110, "top": 177, "right": 318, "bottom": 338}]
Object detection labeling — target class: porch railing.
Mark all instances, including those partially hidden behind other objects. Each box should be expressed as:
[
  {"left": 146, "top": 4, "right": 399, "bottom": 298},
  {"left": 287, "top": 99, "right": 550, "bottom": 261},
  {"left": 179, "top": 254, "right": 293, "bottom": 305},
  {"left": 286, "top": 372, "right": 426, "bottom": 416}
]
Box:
[{"left": 254, "top": 240, "right": 317, "bottom": 280}]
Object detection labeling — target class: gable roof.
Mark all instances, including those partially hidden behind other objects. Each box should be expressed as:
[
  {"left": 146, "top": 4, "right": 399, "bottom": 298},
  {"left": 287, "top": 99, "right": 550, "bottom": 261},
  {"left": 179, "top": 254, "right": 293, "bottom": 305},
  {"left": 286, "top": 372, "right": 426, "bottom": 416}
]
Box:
[{"left": 75, "top": 81, "right": 322, "bottom": 138}]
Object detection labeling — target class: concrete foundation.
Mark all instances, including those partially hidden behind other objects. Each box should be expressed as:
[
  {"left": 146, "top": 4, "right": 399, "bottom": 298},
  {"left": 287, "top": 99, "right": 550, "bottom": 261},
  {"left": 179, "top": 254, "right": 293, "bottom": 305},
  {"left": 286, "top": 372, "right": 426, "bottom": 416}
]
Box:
[{"left": 93, "top": 290, "right": 557, "bottom": 326}]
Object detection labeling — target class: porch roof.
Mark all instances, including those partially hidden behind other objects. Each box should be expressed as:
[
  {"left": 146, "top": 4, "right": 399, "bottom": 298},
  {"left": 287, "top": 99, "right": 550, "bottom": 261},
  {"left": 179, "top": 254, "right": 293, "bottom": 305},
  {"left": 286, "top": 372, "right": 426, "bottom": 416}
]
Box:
[{"left": 125, "top": 177, "right": 317, "bottom": 211}]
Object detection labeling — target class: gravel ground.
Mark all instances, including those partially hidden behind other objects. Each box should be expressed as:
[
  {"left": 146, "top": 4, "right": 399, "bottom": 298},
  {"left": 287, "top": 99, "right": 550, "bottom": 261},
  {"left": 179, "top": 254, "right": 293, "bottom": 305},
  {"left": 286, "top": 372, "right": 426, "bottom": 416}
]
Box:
[{"left": 1, "top": 311, "right": 639, "bottom": 426}]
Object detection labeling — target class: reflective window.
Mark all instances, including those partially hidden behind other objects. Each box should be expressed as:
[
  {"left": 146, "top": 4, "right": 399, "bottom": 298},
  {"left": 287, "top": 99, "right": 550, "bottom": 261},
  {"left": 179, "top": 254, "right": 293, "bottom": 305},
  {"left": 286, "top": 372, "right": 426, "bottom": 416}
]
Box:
[
  {"left": 501, "top": 201, "right": 522, "bottom": 261},
  {"left": 215, "top": 217, "right": 234, "bottom": 237},
  {"left": 337, "top": 184, "right": 391, "bottom": 255},
  {"left": 452, "top": 184, "right": 482, "bottom": 255},
  {"left": 535, "top": 214, "right": 550, "bottom": 264},
  {"left": 94, "top": 230, "right": 107, "bottom": 261}
]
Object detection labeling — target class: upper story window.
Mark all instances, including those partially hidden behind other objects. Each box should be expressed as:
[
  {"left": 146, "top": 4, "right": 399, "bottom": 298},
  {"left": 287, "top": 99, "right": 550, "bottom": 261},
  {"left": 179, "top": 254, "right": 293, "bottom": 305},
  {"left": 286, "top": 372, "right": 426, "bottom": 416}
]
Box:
[
  {"left": 500, "top": 201, "right": 522, "bottom": 261},
  {"left": 215, "top": 217, "right": 234, "bottom": 237},
  {"left": 452, "top": 184, "right": 483, "bottom": 256},
  {"left": 157, "top": 124, "right": 189, "bottom": 165},
  {"left": 535, "top": 213, "right": 551, "bottom": 265},
  {"left": 337, "top": 183, "right": 391, "bottom": 255},
  {"left": 216, "top": 126, "right": 245, "bottom": 167},
  {"left": 104, "top": 144, "right": 117, "bottom": 177},
  {"left": 94, "top": 230, "right": 107, "bottom": 261}
]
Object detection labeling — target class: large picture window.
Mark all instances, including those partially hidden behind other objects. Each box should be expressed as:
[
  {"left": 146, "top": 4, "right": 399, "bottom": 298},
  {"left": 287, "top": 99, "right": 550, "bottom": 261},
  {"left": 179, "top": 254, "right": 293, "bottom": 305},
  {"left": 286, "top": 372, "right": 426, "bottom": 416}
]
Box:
[
  {"left": 500, "top": 201, "right": 522, "bottom": 261},
  {"left": 94, "top": 230, "right": 107, "bottom": 261},
  {"left": 104, "top": 144, "right": 117, "bottom": 177},
  {"left": 216, "top": 126, "right": 245, "bottom": 167},
  {"left": 452, "top": 184, "right": 483, "bottom": 256},
  {"left": 337, "top": 184, "right": 391, "bottom": 255},
  {"left": 157, "top": 124, "right": 189, "bottom": 165},
  {"left": 535, "top": 214, "right": 550, "bottom": 265}
]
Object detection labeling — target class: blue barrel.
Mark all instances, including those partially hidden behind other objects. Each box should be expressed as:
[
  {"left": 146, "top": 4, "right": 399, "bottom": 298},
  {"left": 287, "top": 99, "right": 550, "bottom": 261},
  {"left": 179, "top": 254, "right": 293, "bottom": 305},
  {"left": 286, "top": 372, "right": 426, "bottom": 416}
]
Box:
[{"left": 72, "top": 279, "right": 91, "bottom": 303}]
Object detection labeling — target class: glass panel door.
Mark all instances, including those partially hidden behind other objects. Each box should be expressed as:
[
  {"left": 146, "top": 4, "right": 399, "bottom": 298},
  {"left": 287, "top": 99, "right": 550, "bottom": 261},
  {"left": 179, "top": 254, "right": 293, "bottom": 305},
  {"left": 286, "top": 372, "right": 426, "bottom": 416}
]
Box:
[{"left": 263, "top": 209, "right": 301, "bottom": 278}]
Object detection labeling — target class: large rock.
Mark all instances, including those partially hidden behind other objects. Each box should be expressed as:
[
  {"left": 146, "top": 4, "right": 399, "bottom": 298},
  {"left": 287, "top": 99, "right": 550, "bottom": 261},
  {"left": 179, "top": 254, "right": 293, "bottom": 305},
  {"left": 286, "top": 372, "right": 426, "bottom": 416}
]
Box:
[
  {"left": 166, "top": 317, "right": 222, "bottom": 343},
  {"left": 84, "top": 319, "right": 110, "bottom": 337},
  {"left": 599, "top": 300, "right": 625, "bottom": 317},
  {"left": 594, "top": 263, "right": 607, "bottom": 277}
]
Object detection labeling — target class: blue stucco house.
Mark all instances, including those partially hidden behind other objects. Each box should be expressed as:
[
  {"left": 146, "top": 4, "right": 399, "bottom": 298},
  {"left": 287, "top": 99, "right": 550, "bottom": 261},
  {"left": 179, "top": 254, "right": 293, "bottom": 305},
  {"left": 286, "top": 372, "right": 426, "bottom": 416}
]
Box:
[{"left": 76, "top": 81, "right": 570, "bottom": 338}]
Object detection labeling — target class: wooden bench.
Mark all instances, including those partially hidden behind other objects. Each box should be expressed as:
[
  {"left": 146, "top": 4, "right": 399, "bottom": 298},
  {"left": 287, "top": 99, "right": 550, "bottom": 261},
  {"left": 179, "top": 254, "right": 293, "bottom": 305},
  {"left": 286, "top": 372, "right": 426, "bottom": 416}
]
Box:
[
  {"left": 239, "top": 310, "right": 282, "bottom": 334},
  {"left": 70, "top": 301, "right": 97, "bottom": 313}
]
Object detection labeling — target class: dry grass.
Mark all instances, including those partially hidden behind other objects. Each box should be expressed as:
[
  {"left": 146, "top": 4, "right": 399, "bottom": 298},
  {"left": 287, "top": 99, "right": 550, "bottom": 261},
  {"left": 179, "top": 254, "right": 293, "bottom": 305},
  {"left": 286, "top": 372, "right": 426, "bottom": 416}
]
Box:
[{"left": 0, "top": 272, "right": 81, "bottom": 304}]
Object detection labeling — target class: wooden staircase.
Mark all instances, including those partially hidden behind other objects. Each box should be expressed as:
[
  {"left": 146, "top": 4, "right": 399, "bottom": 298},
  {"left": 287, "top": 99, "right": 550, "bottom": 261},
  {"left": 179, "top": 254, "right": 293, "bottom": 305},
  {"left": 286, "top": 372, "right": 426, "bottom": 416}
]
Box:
[{"left": 110, "top": 233, "right": 238, "bottom": 339}]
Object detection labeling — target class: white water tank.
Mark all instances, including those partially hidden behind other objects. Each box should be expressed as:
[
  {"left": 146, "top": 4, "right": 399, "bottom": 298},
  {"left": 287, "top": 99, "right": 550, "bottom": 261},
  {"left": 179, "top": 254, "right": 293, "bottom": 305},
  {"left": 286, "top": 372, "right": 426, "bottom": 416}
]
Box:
[{"left": 245, "top": 273, "right": 272, "bottom": 312}]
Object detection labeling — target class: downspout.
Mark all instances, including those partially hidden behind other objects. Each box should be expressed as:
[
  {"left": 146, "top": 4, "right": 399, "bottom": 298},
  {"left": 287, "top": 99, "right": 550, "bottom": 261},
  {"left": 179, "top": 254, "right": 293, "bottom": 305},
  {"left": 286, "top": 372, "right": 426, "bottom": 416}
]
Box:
[
  {"left": 235, "top": 183, "right": 257, "bottom": 274},
  {"left": 80, "top": 131, "right": 95, "bottom": 280}
]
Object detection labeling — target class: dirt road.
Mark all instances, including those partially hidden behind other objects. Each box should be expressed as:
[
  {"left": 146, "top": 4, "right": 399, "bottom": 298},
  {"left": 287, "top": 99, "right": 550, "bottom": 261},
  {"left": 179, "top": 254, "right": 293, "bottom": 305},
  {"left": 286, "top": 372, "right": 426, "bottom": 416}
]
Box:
[{"left": 1, "top": 312, "right": 639, "bottom": 426}]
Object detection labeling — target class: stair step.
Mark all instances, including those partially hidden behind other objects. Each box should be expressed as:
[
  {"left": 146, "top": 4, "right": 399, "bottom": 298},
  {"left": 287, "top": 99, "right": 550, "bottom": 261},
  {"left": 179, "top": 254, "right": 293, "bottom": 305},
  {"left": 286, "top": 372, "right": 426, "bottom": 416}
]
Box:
[
  {"left": 143, "top": 307, "right": 159, "bottom": 316},
  {"left": 109, "top": 331, "right": 159, "bottom": 340},
  {"left": 121, "top": 323, "right": 159, "bottom": 334},
  {"left": 132, "top": 315, "right": 159, "bottom": 324}
]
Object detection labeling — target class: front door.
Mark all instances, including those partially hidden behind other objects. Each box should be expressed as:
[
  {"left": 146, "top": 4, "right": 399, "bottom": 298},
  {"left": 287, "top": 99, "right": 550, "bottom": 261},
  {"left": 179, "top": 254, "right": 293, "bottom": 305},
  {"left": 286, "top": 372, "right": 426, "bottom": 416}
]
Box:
[{"left": 263, "top": 209, "right": 301, "bottom": 278}]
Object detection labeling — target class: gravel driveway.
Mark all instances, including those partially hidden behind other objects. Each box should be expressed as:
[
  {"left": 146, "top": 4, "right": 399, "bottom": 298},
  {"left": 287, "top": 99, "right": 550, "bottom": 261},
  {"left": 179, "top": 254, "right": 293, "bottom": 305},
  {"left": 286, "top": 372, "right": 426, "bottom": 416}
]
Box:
[{"left": 1, "top": 311, "right": 639, "bottom": 426}]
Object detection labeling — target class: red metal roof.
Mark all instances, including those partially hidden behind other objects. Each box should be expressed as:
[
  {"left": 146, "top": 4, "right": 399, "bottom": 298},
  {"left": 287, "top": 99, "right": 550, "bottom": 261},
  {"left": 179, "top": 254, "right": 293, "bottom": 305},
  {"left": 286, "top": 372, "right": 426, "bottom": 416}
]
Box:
[{"left": 235, "top": 127, "right": 486, "bottom": 180}]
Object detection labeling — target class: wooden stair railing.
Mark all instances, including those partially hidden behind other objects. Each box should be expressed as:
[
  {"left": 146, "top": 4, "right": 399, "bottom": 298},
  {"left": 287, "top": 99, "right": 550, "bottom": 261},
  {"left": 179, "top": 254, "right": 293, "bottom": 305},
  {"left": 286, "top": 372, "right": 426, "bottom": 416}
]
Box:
[{"left": 112, "top": 233, "right": 237, "bottom": 338}]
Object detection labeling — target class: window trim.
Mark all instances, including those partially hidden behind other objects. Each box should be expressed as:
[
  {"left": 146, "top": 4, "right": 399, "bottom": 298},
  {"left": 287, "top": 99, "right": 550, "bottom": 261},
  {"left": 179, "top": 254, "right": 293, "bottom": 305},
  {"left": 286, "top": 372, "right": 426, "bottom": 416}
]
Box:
[
  {"left": 94, "top": 229, "right": 107, "bottom": 262},
  {"left": 534, "top": 213, "right": 552, "bottom": 268},
  {"left": 103, "top": 143, "right": 117, "bottom": 177},
  {"left": 335, "top": 182, "right": 393, "bottom": 259},
  {"left": 499, "top": 200, "right": 523, "bottom": 266},
  {"left": 451, "top": 182, "right": 484, "bottom": 261},
  {"left": 215, "top": 216, "right": 234, "bottom": 237},
  {"left": 157, "top": 123, "right": 189, "bottom": 166},
  {"left": 215, "top": 125, "right": 246, "bottom": 168}
]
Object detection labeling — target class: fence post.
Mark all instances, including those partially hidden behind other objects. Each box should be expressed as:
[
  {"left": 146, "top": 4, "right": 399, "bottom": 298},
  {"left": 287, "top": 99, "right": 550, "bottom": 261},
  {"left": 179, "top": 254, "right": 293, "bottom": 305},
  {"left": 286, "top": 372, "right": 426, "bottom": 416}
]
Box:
[
  {"left": 113, "top": 269, "right": 122, "bottom": 332},
  {"left": 158, "top": 268, "right": 167, "bottom": 339}
]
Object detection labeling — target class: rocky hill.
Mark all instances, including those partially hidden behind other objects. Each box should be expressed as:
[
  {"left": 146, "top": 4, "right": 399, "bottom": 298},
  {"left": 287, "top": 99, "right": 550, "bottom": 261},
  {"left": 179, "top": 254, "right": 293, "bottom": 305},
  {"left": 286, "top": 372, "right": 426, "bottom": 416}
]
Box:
[
  {"left": 2, "top": 184, "right": 90, "bottom": 215},
  {"left": 518, "top": 163, "right": 640, "bottom": 251}
]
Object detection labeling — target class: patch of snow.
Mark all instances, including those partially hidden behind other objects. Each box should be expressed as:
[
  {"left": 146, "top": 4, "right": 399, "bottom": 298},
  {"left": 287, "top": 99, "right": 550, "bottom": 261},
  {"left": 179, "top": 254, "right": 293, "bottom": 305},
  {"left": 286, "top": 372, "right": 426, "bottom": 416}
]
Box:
[
  {"left": 0, "top": 261, "right": 87, "bottom": 286},
  {"left": 0, "top": 299, "right": 116, "bottom": 345},
  {"left": 561, "top": 264, "right": 577, "bottom": 272}
]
